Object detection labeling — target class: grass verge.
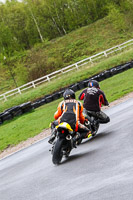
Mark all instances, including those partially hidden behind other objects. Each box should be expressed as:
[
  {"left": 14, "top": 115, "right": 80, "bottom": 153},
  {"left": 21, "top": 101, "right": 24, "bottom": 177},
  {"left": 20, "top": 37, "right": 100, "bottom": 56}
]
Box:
[
  {"left": 0, "top": 68, "right": 133, "bottom": 151},
  {"left": 0, "top": 47, "right": 133, "bottom": 113}
]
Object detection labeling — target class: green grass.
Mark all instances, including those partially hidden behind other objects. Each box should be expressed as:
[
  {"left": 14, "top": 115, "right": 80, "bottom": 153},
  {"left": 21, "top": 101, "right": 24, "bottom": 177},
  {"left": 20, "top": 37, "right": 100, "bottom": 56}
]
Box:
[
  {"left": 0, "top": 47, "right": 133, "bottom": 113},
  {"left": 0, "top": 68, "right": 133, "bottom": 152}
]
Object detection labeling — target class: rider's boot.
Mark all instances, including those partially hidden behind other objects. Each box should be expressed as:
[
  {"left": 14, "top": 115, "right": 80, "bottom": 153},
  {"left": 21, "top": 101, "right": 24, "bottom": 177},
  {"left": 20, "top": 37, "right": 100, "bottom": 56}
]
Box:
[
  {"left": 91, "top": 119, "right": 99, "bottom": 136},
  {"left": 48, "top": 128, "right": 57, "bottom": 144},
  {"left": 73, "top": 132, "right": 81, "bottom": 147},
  {"left": 86, "top": 130, "right": 92, "bottom": 138}
]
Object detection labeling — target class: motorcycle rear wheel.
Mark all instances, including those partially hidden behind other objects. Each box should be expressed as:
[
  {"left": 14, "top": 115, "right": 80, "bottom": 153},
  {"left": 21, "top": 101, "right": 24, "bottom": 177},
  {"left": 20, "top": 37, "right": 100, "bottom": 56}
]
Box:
[{"left": 52, "top": 138, "right": 64, "bottom": 165}]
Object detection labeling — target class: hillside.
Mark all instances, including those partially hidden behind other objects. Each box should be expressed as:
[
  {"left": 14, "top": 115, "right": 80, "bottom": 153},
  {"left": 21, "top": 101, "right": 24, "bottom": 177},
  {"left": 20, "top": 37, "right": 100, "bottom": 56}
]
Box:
[{"left": 0, "top": 7, "right": 133, "bottom": 94}]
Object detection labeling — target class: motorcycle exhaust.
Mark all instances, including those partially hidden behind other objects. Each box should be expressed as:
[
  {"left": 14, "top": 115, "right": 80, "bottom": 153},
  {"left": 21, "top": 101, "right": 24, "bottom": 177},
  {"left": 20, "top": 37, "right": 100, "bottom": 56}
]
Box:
[
  {"left": 66, "top": 135, "right": 72, "bottom": 140},
  {"left": 85, "top": 120, "right": 91, "bottom": 126}
]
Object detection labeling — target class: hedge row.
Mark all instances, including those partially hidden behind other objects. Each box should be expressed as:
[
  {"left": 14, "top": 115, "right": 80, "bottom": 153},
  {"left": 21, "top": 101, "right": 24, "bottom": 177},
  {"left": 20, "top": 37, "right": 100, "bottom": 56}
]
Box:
[{"left": 0, "top": 61, "right": 133, "bottom": 125}]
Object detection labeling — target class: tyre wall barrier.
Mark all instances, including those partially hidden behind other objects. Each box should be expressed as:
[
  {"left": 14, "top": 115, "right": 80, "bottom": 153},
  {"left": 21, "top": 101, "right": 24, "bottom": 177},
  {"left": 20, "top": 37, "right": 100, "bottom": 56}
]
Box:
[
  {"left": 52, "top": 92, "right": 60, "bottom": 100},
  {"left": 0, "top": 117, "right": 2, "bottom": 125},
  {"left": 0, "top": 61, "right": 133, "bottom": 125},
  {"left": 0, "top": 111, "right": 13, "bottom": 122},
  {"left": 19, "top": 102, "right": 33, "bottom": 113},
  {"left": 70, "top": 83, "right": 79, "bottom": 92},
  {"left": 5, "top": 106, "right": 23, "bottom": 117}
]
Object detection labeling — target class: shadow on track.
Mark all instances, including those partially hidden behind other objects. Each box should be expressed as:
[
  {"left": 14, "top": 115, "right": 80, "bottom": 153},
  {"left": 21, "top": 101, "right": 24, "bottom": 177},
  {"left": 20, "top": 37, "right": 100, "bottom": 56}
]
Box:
[
  {"left": 61, "top": 149, "right": 97, "bottom": 165},
  {"left": 81, "top": 131, "right": 113, "bottom": 145},
  {"left": 56, "top": 131, "right": 113, "bottom": 165}
]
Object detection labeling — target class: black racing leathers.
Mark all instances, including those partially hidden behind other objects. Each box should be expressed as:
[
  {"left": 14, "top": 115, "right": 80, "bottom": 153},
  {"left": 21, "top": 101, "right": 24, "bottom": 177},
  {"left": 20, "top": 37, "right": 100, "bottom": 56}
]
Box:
[{"left": 79, "top": 87, "right": 109, "bottom": 112}]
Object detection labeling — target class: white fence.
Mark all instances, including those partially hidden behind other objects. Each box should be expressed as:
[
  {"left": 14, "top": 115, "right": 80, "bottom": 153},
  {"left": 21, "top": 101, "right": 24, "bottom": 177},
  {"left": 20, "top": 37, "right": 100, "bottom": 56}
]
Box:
[{"left": 0, "top": 38, "right": 133, "bottom": 101}]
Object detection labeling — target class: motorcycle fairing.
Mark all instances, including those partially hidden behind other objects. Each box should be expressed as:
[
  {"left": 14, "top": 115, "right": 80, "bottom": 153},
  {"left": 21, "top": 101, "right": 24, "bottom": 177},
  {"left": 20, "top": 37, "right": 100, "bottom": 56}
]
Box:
[{"left": 56, "top": 122, "right": 73, "bottom": 133}]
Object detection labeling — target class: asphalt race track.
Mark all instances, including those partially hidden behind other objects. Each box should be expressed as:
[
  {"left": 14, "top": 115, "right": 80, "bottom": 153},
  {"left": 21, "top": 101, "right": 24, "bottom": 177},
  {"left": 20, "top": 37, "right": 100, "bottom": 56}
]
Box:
[{"left": 0, "top": 98, "right": 133, "bottom": 200}]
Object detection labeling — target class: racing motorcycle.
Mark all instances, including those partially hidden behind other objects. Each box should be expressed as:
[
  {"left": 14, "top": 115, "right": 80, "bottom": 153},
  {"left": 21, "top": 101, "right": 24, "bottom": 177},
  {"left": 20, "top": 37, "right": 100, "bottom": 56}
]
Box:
[{"left": 50, "top": 122, "right": 78, "bottom": 165}]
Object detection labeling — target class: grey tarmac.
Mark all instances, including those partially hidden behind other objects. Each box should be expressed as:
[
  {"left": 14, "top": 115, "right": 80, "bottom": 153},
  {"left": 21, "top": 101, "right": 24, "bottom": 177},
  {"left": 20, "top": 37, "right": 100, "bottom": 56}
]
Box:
[{"left": 0, "top": 95, "right": 133, "bottom": 200}]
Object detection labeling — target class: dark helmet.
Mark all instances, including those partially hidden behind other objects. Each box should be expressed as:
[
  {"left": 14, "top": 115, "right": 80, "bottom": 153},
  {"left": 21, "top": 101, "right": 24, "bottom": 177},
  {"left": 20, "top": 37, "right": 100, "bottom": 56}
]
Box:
[
  {"left": 63, "top": 89, "right": 75, "bottom": 100},
  {"left": 88, "top": 80, "right": 100, "bottom": 89}
]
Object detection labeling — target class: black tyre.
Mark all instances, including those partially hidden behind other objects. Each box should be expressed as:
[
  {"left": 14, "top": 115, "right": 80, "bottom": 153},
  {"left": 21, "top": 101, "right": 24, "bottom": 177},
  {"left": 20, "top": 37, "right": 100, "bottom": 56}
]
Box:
[{"left": 52, "top": 138, "right": 64, "bottom": 165}]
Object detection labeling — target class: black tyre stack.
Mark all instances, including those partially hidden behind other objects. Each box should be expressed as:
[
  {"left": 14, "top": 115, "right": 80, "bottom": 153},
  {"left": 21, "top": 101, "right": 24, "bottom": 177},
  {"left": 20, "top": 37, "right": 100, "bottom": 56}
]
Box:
[{"left": 0, "top": 61, "right": 133, "bottom": 125}]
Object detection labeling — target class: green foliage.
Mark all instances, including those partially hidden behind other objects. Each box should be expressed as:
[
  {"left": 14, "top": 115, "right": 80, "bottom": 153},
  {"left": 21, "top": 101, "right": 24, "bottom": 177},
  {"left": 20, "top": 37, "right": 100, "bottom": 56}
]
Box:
[
  {"left": 0, "top": 0, "right": 133, "bottom": 93},
  {"left": 14, "top": 63, "right": 28, "bottom": 85},
  {"left": 107, "top": 4, "right": 127, "bottom": 32},
  {"left": 0, "top": 0, "right": 132, "bottom": 57}
]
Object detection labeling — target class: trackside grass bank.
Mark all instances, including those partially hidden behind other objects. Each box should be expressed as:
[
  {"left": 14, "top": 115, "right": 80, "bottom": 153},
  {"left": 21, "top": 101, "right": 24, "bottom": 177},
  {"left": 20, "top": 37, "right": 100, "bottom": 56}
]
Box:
[
  {"left": 0, "top": 47, "right": 133, "bottom": 113},
  {"left": 0, "top": 68, "right": 133, "bottom": 152},
  {"left": 1, "top": 12, "right": 133, "bottom": 95}
]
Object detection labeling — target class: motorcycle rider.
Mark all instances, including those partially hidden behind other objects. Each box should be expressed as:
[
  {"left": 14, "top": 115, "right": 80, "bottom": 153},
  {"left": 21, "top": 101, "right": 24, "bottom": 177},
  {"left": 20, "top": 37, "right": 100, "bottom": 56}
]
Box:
[
  {"left": 79, "top": 80, "right": 110, "bottom": 134},
  {"left": 48, "top": 89, "right": 90, "bottom": 144}
]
